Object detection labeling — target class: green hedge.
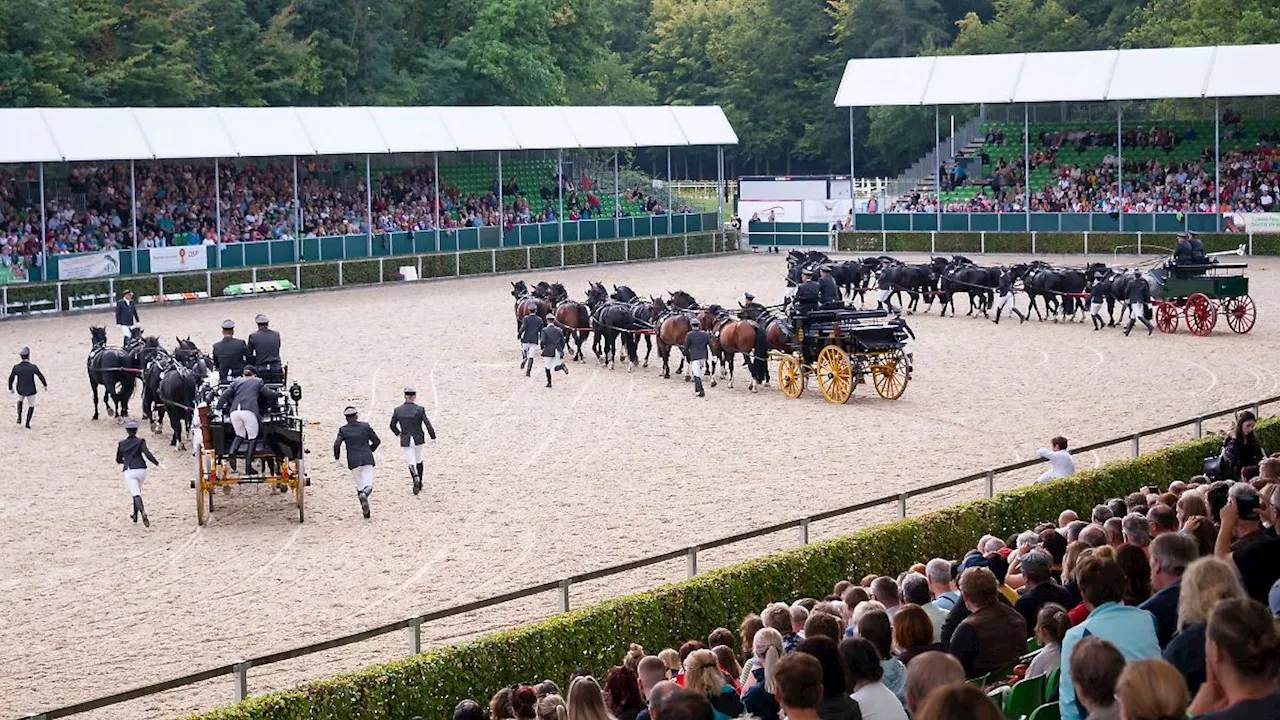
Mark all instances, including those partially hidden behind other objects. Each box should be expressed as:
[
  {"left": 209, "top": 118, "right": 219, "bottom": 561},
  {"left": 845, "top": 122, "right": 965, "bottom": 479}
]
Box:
[
  {"left": 657, "top": 236, "right": 685, "bottom": 258},
  {"left": 1034, "top": 233, "right": 1087, "bottom": 254},
  {"left": 686, "top": 234, "right": 715, "bottom": 255},
  {"left": 564, "top": 243, "right": 593, "bottom": 266},
  {"left": 627, "top": 237, "right": 657, "bottom": 261},
  {"left": 190, "top": 418, "right": 1280, "bottom": 720},
  {"left": 530, "top": 247, "right": 560, "bottom": 270},
  {"left": 458, "top": 251, "right": 492, "bottom": 276},
  {"left": 596, "top": 240, "right": 625, "bottom": 263},
  {"left": 884, "top": 232, "right": 931, "bottom": 253},
  {"left": 831, "top": 230, "right": 1262, "bottom": 257}
]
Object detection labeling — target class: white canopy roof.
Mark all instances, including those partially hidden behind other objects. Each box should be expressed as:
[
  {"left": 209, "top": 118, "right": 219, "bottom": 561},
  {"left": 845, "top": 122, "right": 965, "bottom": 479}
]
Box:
[
  {"left": 0, "top": 105, "right": 737, "bottom": 164},
  {"left": 835, "top": 43, "right": 1280, "bottom": 107}
]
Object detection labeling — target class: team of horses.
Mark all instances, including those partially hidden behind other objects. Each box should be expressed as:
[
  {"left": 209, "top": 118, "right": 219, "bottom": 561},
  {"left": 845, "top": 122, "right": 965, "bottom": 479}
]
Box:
[
  {"left": 86, "top": 326, "right": 212, "bottom": 449},
  {"left": 785, "top": 250, "right": 1155, "bottom": 326}
]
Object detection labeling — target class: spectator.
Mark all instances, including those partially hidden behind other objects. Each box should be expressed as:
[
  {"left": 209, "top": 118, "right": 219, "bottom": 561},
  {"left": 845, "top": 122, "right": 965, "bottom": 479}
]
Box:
[
  {"left": 1177, "top": 493, "right": 1210, "bottom": 528},
  {"left": 1069, "top": 637, "right": 1127, "bottom": 720},
  {"left": 1080, "top": 524, "right": 1108, "bottom": 548},
  {"left": 512, "top": 685, "right": 540, "bottom": 720},
  {"left": 857, "top": 610, "right": 905, "bottom": 703},
  {"left": 1122, "top": 513, "right": 1152, "bottom": 548},
  {"left": 1141, "top": 532, "right": 1199, "bottom": 648},
  {"left": 1115, "top": 659, "right": 1189, "bottom": 720},
  {"left": 948, "top": 567, "right": 1027, "bottom": 679},
  {"left": 658, "top": 649, "right": 680, "bottom": 681},
  {"left": 1014, "top": 549, "right": 1076, "bottom": 630},
  {"left": 870, "top": 577, "right": 901, "bottom": 617},
  {"left": 835, "top": 580, "right": 853, "bottom": 598},
  {"left": 1091, "top": 504, "right": 1114, "bottom": 525},
  {"left": 1039, "top": 530, "right": 1069, "bottom": 581},
  {"left": 678, "top": 641, "right": 703, "bottom": 665},
  {"left": 1058, "top": 509, "right": 1079, "bottom": 527},
  {"left": 455, "top": 700, "right": 487, "bottom": 720},
  {"left": 771, "top": 653, "right": 827, "bottom": 720},
  {"left": 1165, "top": 557, "right": 1246, "bottom": 695},
  {"left": 706, "top": 629, "right": 732, "bottom": 651},
  {"left": 1060, "top": 556, "right": 1161, "bottom": 720},
  {"left": 1026, "top": 603, "right": 1070, "bottom": 679},
  {"left": 739, "top": 614, "right": 764, "bottom": 684},
  {"left": 652, "top": 689, "right": 711, "bottom": 720},
  {"left": 924, "top": 559, "right": 958, "bottom": 640},
  {"left": 537, "top": 694, "right": 568, "bottom": 720},
  {"left": 1206, "top": 484, "right": 1230, "bottom": 523},
  {"left": 710, "top": 646, "right": 741, "bottom": 687},
  {"left": 636, "top": 657, "right": 667, "bottom": 715},
  {"left": 1184, "top": 516, "right": 1217, "bottom": 558},
  {"left": 840, "top": 638, "right": 908, "bottom": 720},
  {"left": 637, "top": 681, "right": 677, "bottom": 720},
  {"left": 1066, "top": 520, "right": 1089, "bottom": 543},
  {"left": 893, "top": 604, "right": 945, "bottom": 667},
  {"left": 1104, "top": 517, "right": 1125, "bottom": 548},
  {"left": 1116, "top": 543, "right": 1153, "bottom": 605},
  {"left": 763, "top": 603, "right": 801, "bottom": 653},
  {"left": 1215, "top": 485, "right": 1280, "bottom": 603},
  {"left": 567, "top": 676, "right": 614, "bottom": 720},
  {"left": 1108, "top": 499, "right": 1128, "bottom": 521},
  {"left": 804, "top": 609, "right": 843, "bottom": 643},
  {"left": 904, "top": 651, "right": 965, "bottom": 716},
  {"left": 624, "top": 645, "right": 646, "bottom": 673},
  {"left": 537, "top": 681, "right": 562, "bottom": 699},
  {"left": 604, "top": 668, "right": 646, "bottom": 720},
  {"left": 1037, "top": 436, "right": 1076, "bottom": 482},
  {"left": 791, "top": 604, "right": 811, "bottom": 635},
  {"left": 493, "top": 687, "right": 515, "bottom": 720},
  {"left": 743, "top": 627, "right": 783, "bottom": 720},
  {"left": 795, "top": 636, "right": 863, "bottom": 720},
  {"left": 913, "top": 683, "right": 1004, "bottom": 720},
  {"left": 1147, "top": 504, "right": 1178, "bottom": 538},
  {"left": 1221, "top": 411, "right": 1265, "bottom": 480},
  {"left": 1187, "top": 597, "right": 1280, "bottom": 719},
  {"left": 682, "top": 649, "right": 743, "bottom": 720}
]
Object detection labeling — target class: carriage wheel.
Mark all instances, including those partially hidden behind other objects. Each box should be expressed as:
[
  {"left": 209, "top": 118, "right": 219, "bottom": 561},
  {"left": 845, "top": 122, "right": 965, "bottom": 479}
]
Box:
[
  {"left": 1155, "top": 302, "right": 1180, "bottom": 334},
  {"left": 294, "top": 459, "right": 305, "bottom": 523},
  {"left": 196, "top": 447, "right": 208, "bottom": 526},
  {"left": 871, "top": 351, "right": 910, "bottom": 400},
  {"left": 1183, "top": 293, "right": 1217, "bottom": 336},
  {"left": 777, "top": 355, "right": 805, "bottom": 399},
  {"left": 1222, "top": 295, "right": 1256, "bottom": 334},
  {"left": 815, "top": 345, "right": 854, "bottom": 405}
]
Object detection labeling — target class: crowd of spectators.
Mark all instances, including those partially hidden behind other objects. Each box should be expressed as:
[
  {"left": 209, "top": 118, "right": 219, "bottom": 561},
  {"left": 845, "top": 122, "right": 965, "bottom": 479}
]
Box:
[
  {"left": 448, "top": 419, "right": 1280, "bottom": 720},
  {"left": 0, "top": 161, "right": 685, "bottom": 271}
]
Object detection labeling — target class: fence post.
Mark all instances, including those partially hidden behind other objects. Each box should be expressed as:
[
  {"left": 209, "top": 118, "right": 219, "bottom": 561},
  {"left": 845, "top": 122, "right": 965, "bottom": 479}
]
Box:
[
  {"left": 1131, "top": 434, "right": 1140, "bottom": 457},
  {"left": 251, "top": 267, "right": 258, "bottom": 285},
  {"left": 1, "top": 286, "right": 6, "bottom": 317},
  {"left": 686, "top": 546, "right": 699, "bottom": 577},
  {"left": 881, "top": 231, "right": 887, "bottom": 253},
  {"left": 526, "top": 246, "right": 531, "bottom": 270},
  {"left": 232, "top": 660, "right": 250, "bottom": 702},
  {"left": 898, "top": 492, "right": 907, "bottom": 519},
  {"left": 407, "top": 617, "right": 422, "bottom": 656},
  {"left": 1084, "top": 232, "right": 1089, "bottom": 256},
  {"left": 981, "top": 231, "right": 985, "bottom": 254},
  {"left": 930, "top": 231, "right": 935, "bottom": 255},
  {"left": 985, "top": 470, "right": 995, "bottom": 498},
  {"left": 378, "top": 257, "right": 384, "bottom": 283},
  {"left": 109, "top": 278, "right": 115, "bottom": 304},
  {"left": 455, "top": 252, "right": 460, "bottom": 277},
  {"left": 560, "top": 243, "right": 565, "bottom": 267},
  {"left": 490, "top": 250, "right": 496, "bottom": 274},
  {"left": 558, "top": 579, "right": 571, "bottom": 613},
  {"left": 338, "top": 261, "right": 344, "bottom": 287},
  {"left": 1031, "top": 232, "right": 1037, "bottom": 255},
  {"left": 1253, "top": 400, "right": 1261, "bottom": 418},
  {"left": 56, "top": 282, "right": 63, "bottom": 312},
  {"left": 1248, "top": 232, "right": 1253, "bottom": 256},
  {"left": 206, "top": 271, "right": 212, "bottom": 297},
  {"left": 158, "top": 274, "right": 165, "bottom": 297},
  {"left": 1194, "top": 416, "right": 1203, "bottom": 439},
  {"left": 799, "top": 518, "right": 810, "bottom": 546},
  {"left": 1137, "top": 233, "right": 1142, "bottom": 255},
  {"left": 417, "top": 256, "right": 422, "bottom": 281},
  {"left": 593, "top": 242, "right": 598, "bottom": 264},
  {"left": 684, "top": 234, "right": 689, "bottom": 256}
]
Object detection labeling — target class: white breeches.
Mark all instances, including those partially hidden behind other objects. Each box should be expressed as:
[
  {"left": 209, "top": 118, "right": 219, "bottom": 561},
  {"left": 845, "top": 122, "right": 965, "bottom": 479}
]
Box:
[
  {"left": 402, "top": 444, "right": 423, "bottom": 466},
  {"left": 997, "top": 293, "right": 1015, "bottom": 311},
  {"left": 124, "top": 468, "right": 146, "bottom": 497},
  {"left": 351, "top": 465, "right": 374, "bottom": 493},
  {"left": 521, "top": 343, "right": 537, "bottom": 360},
  {"left": 690, "top": 359, "right": 706, "bottom": 378},
  {"left": 876, "top": 289, "right": 892, "bottom": 303},
  {"left": 1130, "top": 301, "right": 1147, "bottom": 318},
  {"left": 118, "top": 324, "right": 133, "bottom": 343},
  {"left": 543, "top": 351, "right": 562, "bottom": 370},
  {"left": 19, "top": 394, "right": 34, "bottom": 407},
  {"left": 1089, "top": 302, "right": 1103, "bottom": 317},
  {"left": 229, "top": 410, "right": 259, "bottom": 439}
]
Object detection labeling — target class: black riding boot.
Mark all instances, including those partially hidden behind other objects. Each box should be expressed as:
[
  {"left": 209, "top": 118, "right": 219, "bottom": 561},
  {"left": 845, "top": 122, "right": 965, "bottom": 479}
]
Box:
[
  {"left": 243, "top": 437, "right": 259, "bottom": 475},
  {"left": 132, "top": 495, "right": 149, "bottom": 527},
  {"left": 524, "top": 357, "right": 534, "bottom": 377},
  {"left": 1123, "top": 319, "right": 1135, "bottom": 336},
  {"left": 993, "top": 308, "right": 1002, "bottom": 325},
  {"left": 358, "top": 488, "right": 371, "bottom": 518},
  {"left": 16, "top": 400, "right": 22, "bottom": 424},
  {"left": 1140, "top": 316, "right": 1154, "bottom": 335},
  {"left": 1092, "top": 315, "right": 1102, "bottom": 331},
  {"left": 694, "top": 375, "right": 705, "bottom": 397},
  {"left": 227, "top": 435, "right": 243, "bottom": 470},
  {"left": 410, "top": 464, "right": 422, "bottom": 495},
  {"left": 416, "top": 462, "right": 425, "bottom": 493},
  {"left": 1014, "top": 308, "right": 1027, "bottom": 324},
  {"left": 544, "top": 368, "right": 553, "bottom": 388},
  {"left": 25, "top": 407, "right": 33, "bottom": 428}
]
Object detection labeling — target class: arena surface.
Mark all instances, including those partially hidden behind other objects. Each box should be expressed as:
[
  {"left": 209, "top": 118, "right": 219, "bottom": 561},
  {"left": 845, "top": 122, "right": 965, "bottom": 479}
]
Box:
[{"left": 2, "top": 250, "right": 1277, "bottom": 719}]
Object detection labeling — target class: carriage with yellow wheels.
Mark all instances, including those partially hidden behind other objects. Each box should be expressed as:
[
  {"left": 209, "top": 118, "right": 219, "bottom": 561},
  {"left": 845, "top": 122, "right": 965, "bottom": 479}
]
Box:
[
  {"left": 773, "top": 308, "right": 914, "bottom": 404},
  {"left": 192, "top": 369, "right": 309, "bottom": 525}
]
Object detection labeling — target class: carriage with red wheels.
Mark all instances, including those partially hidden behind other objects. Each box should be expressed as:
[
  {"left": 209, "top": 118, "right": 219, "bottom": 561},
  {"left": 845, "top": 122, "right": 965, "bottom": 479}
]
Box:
[{"left": 1151, "top": 259, "right": 1254, "bottom": 336}]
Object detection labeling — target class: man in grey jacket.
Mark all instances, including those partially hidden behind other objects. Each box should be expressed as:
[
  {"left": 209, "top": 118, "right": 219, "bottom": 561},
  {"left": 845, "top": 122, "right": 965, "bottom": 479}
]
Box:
[
  {"left": 216, "top": 366, "right": 279, "bottom": 474},
  {"left": 335, "top": 406, "right": 381, "bottom": 518},
  {"left": 389, "top": 387, "right": 436, "bottom": 495},
  {"left": 683, "top": 318, "right": 713, "bottom": 398},
  {"left": 519, "top": 311, "right": 544, "bottom": 377},
  {"left": 539, "top": 312, "right": 568, "bottom": 388}
]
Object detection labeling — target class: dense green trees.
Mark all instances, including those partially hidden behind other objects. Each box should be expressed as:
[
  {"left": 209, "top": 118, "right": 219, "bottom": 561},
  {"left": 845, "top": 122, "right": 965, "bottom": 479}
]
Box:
[{"left": 0, "top": 0, "right": 1260, "bottom": 177}]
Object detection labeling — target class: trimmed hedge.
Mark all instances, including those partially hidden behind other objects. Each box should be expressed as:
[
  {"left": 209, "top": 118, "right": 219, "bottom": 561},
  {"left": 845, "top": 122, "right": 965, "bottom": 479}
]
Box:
[
  {"left": 189, "top": 418, "right": 1280, "bottom": 720},
  {"left": 596, "top": 240, "right": 625, "bottom": 263},
  {"left": 627, "top": 238, "right": 657, "bottom": 261},
  {"left": 830, "top": 230, "right": 1259, "bottom": 257}
]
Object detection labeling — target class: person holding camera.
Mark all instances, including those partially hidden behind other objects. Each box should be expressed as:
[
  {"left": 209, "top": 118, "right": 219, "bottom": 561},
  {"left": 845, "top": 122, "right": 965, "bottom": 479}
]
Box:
[{"left": 1214, "top": 485, "right": 1280, "bottom": 604}]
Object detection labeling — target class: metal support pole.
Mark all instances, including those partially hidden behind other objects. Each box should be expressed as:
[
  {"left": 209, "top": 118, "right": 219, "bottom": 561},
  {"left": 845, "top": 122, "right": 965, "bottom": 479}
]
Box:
[
  {"left": 1131, "top": 434, "right": 1140, "bottom": 457},
  {"left": 614, "top": 151, "right": 620, "bottom": 239},
  {"left": 130, "top": 160, "right": 138, "bottom": 249},
  {"left": 985, "top": 470, "right": 995, "bottom": 498},
  {"left": 434, "top": 153, "right": 442, "bottom": 252},
  {"left": 526, "top": 246, "right": 531, "bottom": 270},
  {"left": 935, "top": 106, "right": 941, "bottom": 221},
  {"left": 407, "top": 617, "right": 422, "bottom": 655},
  {"left": 558, "top": 579, "right": 571, "bottom": 613},
  {"left": 950, "top": 114, "right": 955, "bottom": 160},
  {"left": 1215, "top": 99, "right": 1221, "bottom": 232},
  {"left": 214, "top": 158, "right": 222, "bottom": 268},
  {"left": 849, "top": 107, "right": 857, "bottom": 212},
  {"left": 206, "top": 271, "right": 211, "bottom": 296},
  {"left": 716, "top": 146, "right": 725, "bottom": 234},
  {"left": 232, "top": 660, "right": 250, "bottom": 702},
  {"left": 293, "top": 156, "right": 300, "bottom": 262},
  {"left": 1117, "top": 106, "right": 1123, "bottom": 232},
  {"left": 1024, "top": 104, "right": 1030, "bottom": 224},
  {"left": 497, "top": 151, "right": 504, "bottom": 247},
  {"left": 560, "top": 243, "right": 564, "bottom": 267},
  {"left": 686, "top": 547, "right": 699, "bottom": 577},
  {"left": 56, "top": 282, "right": 62, "bottom": 312},
  {"left": 1194, "top": 416, "right": 1204, "bottom": 439},
  {"left": 799, "top": 518, "right": 810, "bottom": 546},
  {"left": 667, "top": 147, "right": 673, "bottom": 235},
  {"left": 1253, "top": 400, "right": 1261, "bottom": 418},
  {"left": 38, "top": 162, "right": 46, "bottom": 279},
  {"left": 557, "top": 149, "right": 564, "bottom": 243},
  {"left": 365, "top": 154, "right": 373, "bottom": 256},
  {"left": 898, "top": 492, "right": 908, "bottom": 519}
]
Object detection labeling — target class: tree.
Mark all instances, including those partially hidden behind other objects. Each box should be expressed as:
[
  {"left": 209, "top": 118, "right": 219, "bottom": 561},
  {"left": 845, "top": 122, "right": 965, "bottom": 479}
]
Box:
[
  {"left": 1126, "top": 0, "right": 1280, "bottom": 47},
  {"left": 951, "top": 0, "right": 1094, "bottom": 54},
  {"left": 0, "top": 0, "right": 79, "bottom": 106}
]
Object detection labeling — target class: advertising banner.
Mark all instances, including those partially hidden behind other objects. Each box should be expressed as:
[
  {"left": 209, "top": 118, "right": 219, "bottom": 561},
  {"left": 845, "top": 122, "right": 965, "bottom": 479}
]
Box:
[
  {"left": 59, "top": 251, "right": 120, "bottom": 280},
  {"left": 151, "top": 245, "right": 210, "bottom": 273},
  {"left": 1236, "top": 212, "right": 1280, "bottom": 233}
]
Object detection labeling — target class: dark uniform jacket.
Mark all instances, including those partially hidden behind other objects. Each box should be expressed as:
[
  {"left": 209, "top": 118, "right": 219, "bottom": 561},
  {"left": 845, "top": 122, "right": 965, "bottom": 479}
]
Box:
[
  {"left": 998, "top": 273, "right": 1013, "bottom": 295},
  {"left": 117, "top": 435, "right": 159, "bottom": 470},
  {"left": 390, "top": 402, "right": 436, "bottom": 447},
  {"left": 8, "top": 361, "right": 47, "bottom": 396},
  {"left": 1127, "top": 278, "right": 1151, "bottom": 303},
  {"left": 948, "top": 601, "right": 1028, "bottom": 678},
  {"left": 539, "top": 325, "right": 565, "bottom": 357},
  {"left": 818, "top": 275, "right": 840, "bottom": 305},
  {"left": 877, "top": 271, "right": 893, "bottom": 291},
  {"left": 334, "top": 420, "right": 381, "bottom": 469},
  {"left": 248, "top": 328, "right": 282, "bottom": 367},
  {"left": 217, "top": 376, "right": 278, "bottom": 421},
  {"left": 1174, "top": 239, "right": 1195, "bottom": 264},
  {"left": 115, "top": 298, "right": 139, "bottom": 326},
  {"left": 519, "top": 314, "right": 544, "bottom": 343},
  {"left": 794, "top": 280, "right": 820, "bottom": 305},
  {"left": 683, "top": 329, "right": 712, "bottom": 361},
  {"left": 212, "top": 337, "right": 250, "bottom": 382},
  {"left": 1089, "top": 283, "right": 1108, "bottom": 304}
]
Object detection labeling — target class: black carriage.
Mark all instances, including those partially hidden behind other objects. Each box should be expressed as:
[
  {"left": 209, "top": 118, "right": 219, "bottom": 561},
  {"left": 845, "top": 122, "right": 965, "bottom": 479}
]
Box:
[
  {"left": 193, "top": 368, "right": 309, "bottom": 524},
  {"left": 774, "top": 308, "right": 914, "bottom": 404}
]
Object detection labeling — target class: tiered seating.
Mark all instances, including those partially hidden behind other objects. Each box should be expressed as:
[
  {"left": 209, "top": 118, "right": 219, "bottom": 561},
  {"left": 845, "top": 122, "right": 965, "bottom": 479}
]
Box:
[{"left": 438, "top": 159, "right": 555, "bottom": 196}]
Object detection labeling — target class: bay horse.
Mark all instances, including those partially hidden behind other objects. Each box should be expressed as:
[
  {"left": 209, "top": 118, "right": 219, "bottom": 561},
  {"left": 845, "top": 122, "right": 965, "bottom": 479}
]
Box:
[
  {"left": 699, "top": 306, "right": 765, "bottom": 391},
  {"left": 511, "top": 280, "right": 551, "bottom": 334},
  {"left": 549, "top": 283, "right": 591, "bottom": 362},
  {"left": 654, "top": 290, "right": 700, "bottom": 380},
  {"left": 87, "top": 326, "right": 139, "bottom": 421}
]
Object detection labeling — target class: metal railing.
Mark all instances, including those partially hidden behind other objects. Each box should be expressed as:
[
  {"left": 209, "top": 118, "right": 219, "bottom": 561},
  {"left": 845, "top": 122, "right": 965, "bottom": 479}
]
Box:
[
  {"left": 16, "top": 393, "right": 1276, "bottom": 719},
  {"left": 886, "top": 115, "right": 985, "bottom": 202}
]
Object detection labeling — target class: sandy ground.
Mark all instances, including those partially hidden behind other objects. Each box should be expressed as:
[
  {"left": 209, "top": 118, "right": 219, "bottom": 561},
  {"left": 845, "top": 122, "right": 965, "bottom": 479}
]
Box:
[{"left": 2, "top": 251, "right": 1277, "bottom": 719}]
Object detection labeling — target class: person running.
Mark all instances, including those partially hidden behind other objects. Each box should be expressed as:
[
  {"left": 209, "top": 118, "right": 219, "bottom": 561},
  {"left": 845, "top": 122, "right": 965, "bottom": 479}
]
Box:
[
  {"left": 519, "top": 309, "right": 545, "bottom": 377},
  {"left": 875, "top": 268, "right": 898, "bottom": 314},
  {"left": 683, "top": 318, "right": 713, "bottom": 398},
  {"left": 1088, "top": 281, "right": 1108, "bottom": 331},
  {"left": 117, "top": 419, "right": 160, "bottom": 527},
  {"left": 1124, "top": 269, "right": 1154, "bottom": 336},
  {"left": 993, "top": 267, "right": 1027, "bottom": 325},
  {"left": 389, "top": 387, "right": 436, "bottom": 495},
  {"left": 335, "top": 406, "right": 381, "bottom": 519},
  {"left": 539, "top": 312, "right": 568, "bottom": 388},
  {"left": 9, "top": 346, "right": 47, "bottom": 428}
]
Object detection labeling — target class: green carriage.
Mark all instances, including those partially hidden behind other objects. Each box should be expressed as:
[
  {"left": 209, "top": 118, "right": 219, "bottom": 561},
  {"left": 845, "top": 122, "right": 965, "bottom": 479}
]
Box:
[{"left": 1152, "top": 262, "right": 1254, "bottom": 336}]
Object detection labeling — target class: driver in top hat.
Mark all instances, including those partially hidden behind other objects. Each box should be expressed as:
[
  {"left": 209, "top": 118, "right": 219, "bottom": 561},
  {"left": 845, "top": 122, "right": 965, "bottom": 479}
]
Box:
[{"left": 247, "top": 313, "right": 282, "bottom": 379}]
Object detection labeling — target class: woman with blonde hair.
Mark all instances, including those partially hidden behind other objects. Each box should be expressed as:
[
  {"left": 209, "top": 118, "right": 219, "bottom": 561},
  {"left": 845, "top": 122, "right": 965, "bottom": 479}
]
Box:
[
  {"left": 656, "top": 648, "right": 680, "bottom": 681},
  {"left": 1162, "top": 556, "right": 1245, "bottom": 695},
  {"left": 742, "top": 626, "right": 784, "bottom": 720},
  {"left": 536, "top": 694, "right": 568, "bottom": 720},
  {"left": 566, "top": 676, "right": 615, "bottom": 720},
  {"left": 1115, "top": 659, "right": 1189, "bottom": 720},
  {"left": 622, "top": 643, "right": 644, "bottom": 673},
  {"left": 684, "top": 648, "right": 745, "bottom": 718},
  {"left": 739, "top": 613, "right": 765, "bottom": 685}
]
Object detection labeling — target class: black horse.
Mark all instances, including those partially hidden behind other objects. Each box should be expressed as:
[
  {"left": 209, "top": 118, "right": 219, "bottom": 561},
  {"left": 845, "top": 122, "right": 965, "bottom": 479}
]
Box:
[
  {"left": 87, "top": 326, "right": 139, "bottom": 421},
  {"left": 939, "top": 262, "right": 998, "bottom": 317},
  {"left": 588, "top": 283, "right": 653, "bottom": 370},
  {"left": 158, "top": 349, "right": 211, "bottom": 450},
  {"left": 611, "top": 284, "right": 653, "bottom": 366},
  {"left": 1090, "top": 265, "right": 1154, "bottom": 326},
  {"left": 1016, "top": 263, "right": 1092, "bottom": 322},
  {"left": 879, "top": 260, "right": 942, "bottom": 314}
]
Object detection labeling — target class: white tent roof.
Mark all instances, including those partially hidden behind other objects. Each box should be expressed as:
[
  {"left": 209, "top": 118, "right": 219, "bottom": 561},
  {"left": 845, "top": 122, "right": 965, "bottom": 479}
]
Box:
[
  {"left": 0, "top": 105, "right": 736, "bottom": 163},
  {"left": 835, "top": 43, "right": 1280, "bottom": 107}
]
